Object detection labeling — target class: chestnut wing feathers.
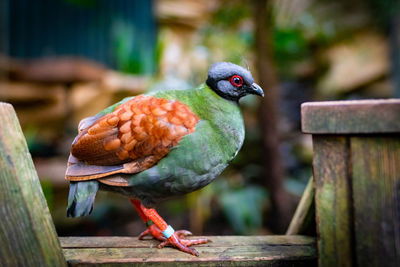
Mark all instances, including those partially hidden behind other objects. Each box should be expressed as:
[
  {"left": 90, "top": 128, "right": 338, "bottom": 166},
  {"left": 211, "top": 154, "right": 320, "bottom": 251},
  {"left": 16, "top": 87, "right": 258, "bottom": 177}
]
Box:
[{"left": 66, "top": 96, "right": 199, "bottom": 181}]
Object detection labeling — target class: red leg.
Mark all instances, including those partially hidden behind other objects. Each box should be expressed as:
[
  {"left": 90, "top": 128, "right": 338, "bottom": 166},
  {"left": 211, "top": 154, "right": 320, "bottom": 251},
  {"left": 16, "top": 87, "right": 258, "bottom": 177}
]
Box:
[
  {"left": 139, "top": 203, "right": 209, "bottom": 256},
  {"left": 130, "top": 198, "right": 165, "bottom": 241},
  {"left": 130, "top": 198, "right": 148, "bottom": 222},
  {"left": 130, "top": 199, "right": 196, "bottom": 242}
]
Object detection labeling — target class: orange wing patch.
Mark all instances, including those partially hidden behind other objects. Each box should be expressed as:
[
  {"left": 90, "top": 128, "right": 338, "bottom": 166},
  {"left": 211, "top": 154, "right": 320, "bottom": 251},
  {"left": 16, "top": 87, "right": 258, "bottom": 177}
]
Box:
[{"left": 71, "top": 96, "right": 199, "bottom": 167}]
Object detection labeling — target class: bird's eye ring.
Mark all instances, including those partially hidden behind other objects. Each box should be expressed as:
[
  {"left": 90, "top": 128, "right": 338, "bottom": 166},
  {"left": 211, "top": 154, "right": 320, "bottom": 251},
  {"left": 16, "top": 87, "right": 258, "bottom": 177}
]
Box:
[{"left": 229, "top": 75, "right": 243, "bottom": 87}]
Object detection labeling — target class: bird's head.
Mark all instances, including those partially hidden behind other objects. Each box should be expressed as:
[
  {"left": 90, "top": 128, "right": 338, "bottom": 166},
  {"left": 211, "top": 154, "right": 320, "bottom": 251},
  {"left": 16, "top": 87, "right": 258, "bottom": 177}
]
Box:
[{"left": 206, "top": 62, "right": 264, "bottom": 101}]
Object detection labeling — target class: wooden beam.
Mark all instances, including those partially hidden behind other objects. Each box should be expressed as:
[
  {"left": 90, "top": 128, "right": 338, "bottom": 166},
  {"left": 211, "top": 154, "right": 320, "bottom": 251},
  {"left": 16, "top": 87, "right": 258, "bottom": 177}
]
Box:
[
  {"left": 301, "top": 99, "right": 400, "bottom": 134},
  {"left": 60, "top": 235, "right": 317, "bottom": 266},
  {"left": 0, "top": 102, "right": 66, "bottom": 266}
]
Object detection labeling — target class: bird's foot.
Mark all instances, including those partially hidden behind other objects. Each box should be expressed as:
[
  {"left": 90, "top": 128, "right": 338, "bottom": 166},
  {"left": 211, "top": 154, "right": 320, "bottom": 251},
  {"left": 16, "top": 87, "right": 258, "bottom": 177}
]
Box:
[
  {"left": 158, "top": 232, "right": 210, "bottom": 257},
  {"left": 138, "top": 224, "right": 197, "bottom": 242},
  {"left": 138, "top": 223, "right": 166, "bottom": 241},
  {"left": 138, "top": 225, "right": 209, "bottom": 256},
  {"left": 133, "top": 202, "right": 210, "bottom": 256}
]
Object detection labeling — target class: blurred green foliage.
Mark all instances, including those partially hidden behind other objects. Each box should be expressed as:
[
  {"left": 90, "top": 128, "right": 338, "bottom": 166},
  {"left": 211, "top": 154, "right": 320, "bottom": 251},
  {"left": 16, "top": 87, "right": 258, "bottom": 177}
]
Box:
[
  {"left": 185, "top": 177, "right": 268, "bottom": 235},
  {"left": 24, "top": 125, "right": 39, "bottom": 152},
  {"left": 202, "top": 28, "right": 253, "bottom": 65},
  {"left": 219, "top": 185, "right": 268, "bottom": 234},
  {"left": 200, "top": 0, "right": 253, "bottom": 67},
  {"left": 40, "top": 180, "right": 54, "bottom": 211},
  {"left": 112, "top": 20, "right": 156, "bottom": 75},
  {"left": 272, "top": 27, "right": 310, "bottom": 77}
]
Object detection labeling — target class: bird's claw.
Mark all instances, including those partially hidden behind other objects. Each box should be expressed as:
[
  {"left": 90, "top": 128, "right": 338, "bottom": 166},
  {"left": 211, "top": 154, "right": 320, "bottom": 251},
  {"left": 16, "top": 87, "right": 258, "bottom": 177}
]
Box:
[
  {"left": 157, "top": 232, "right": 210, "bottom": 257},
  {"left": 138, "top": 225, "right": 194, "bottom": 241},
  {"left": 175, "top": 230, "right": 193, "bottom": 238},
  {"left": 138, "top": 225, "right": 209, "bottom": 256},
  {"left": 138, "top": 224, "right": 166, "bottom": 241}
]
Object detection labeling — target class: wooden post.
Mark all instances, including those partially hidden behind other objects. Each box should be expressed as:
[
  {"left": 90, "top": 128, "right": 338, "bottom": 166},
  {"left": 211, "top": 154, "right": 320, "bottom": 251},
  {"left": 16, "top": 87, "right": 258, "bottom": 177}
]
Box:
[
  {"left": 312, "top": 136, "right": 354, "bottom": 267},
  {"left": 302, "top": 99, "right": 400, "bottom": 267},
  {"left": 0, "top": 102, "right": 66, "bottom": 266}
]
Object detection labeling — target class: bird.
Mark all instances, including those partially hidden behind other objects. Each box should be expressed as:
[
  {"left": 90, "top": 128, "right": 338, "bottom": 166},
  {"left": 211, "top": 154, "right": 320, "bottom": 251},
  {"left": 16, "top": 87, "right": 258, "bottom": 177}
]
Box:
[{"left": 65, "top": 62, "right": 264, "bottom": 256}]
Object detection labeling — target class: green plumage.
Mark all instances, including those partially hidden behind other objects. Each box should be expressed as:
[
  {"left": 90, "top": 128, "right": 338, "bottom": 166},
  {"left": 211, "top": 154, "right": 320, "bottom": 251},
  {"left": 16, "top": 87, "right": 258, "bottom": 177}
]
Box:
[{"left": 99, "top": 84, "right": 245, "bottom": 206}]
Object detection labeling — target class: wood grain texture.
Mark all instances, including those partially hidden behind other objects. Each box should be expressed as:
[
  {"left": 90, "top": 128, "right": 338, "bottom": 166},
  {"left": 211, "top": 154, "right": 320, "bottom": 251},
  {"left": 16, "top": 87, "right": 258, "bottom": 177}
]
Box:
[
  {"left": 60, "top": 235, "right": 317, "bottom": 266},
  {"left": 0, "top": 102, "right": 66, "bottom": 266},
  {"left": 301, "top": 99, "right": 400, "bottom": 134},
  {"left": 312, "top": 136, "right": 354, "bottom": 267},
  {"left": 351, "top": 136, "right": 400, "bottom": 267},
  {"left": 286, "top": 177, "right": 315, "bottom": 235}
]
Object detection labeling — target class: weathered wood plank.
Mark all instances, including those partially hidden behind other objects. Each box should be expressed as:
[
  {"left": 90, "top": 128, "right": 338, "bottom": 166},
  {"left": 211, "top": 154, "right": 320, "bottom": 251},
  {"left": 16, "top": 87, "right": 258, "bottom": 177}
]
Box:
[
  {"left": 312, "top": 136, "right": 353, "bottom": 267},
  {"left": 60, "top": 235, "right": 314, "bottom": 248},
  {"left": 351, "top": 136, "right": 400, "bottom": 267},
  {"left": 301, "top": 99, "right": 400, "bottom": 134},
  {"left": 61, "top": 236, "right": 317, "bottom": 266},
  {"left": 0, "top": 102, "right": 66, "bottom": 266},
  {"left": 286, "top": 177, "right": 315, "bottom": 235}
]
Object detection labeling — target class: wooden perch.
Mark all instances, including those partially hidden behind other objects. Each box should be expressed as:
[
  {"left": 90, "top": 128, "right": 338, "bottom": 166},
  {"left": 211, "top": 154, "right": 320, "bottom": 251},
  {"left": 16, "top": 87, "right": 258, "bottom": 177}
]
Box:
[{"left": 60, "top": 236, "right": 316, "bottom": 266}]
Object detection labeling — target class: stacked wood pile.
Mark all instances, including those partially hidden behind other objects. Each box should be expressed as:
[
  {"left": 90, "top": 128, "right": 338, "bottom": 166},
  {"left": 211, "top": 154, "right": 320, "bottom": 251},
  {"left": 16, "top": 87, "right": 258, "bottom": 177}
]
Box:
[
  {"left": 0, "top": 56, "right": 148, "bottom": 140},
  {"left": 0, "top": 56, "right": 149, "bottom": 187}
]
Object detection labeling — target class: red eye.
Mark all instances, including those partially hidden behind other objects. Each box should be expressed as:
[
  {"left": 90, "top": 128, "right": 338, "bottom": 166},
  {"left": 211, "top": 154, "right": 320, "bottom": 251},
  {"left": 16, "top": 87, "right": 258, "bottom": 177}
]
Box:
[{"left": 229, "top": 75, "right": 243, "bottom": 87}]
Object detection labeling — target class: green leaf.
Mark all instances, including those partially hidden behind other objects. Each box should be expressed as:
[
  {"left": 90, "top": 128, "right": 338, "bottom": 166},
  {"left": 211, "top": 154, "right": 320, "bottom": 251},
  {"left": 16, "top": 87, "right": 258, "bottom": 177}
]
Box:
[{"left": 219, "top": 186, "right": 268, "bottom": 234}]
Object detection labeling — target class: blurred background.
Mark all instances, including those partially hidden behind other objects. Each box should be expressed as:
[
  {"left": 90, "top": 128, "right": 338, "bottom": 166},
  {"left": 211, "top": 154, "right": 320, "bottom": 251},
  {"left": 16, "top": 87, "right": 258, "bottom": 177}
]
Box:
[{"left": 0, "top": 0, "right": 399, "bottom": 236}]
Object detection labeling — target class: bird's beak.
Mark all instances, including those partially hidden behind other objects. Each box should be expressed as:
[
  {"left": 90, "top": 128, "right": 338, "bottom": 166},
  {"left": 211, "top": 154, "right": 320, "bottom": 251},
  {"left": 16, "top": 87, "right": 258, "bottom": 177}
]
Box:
[{"left": 247, "top": 83, "right": 264, "bottom": 97}]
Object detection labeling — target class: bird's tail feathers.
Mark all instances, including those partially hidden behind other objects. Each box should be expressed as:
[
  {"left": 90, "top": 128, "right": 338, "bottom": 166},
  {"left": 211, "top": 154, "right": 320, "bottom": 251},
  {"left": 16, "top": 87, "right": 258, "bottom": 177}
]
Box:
[{"left": 67, "top": 180, "right": 99, "bottom": 217}]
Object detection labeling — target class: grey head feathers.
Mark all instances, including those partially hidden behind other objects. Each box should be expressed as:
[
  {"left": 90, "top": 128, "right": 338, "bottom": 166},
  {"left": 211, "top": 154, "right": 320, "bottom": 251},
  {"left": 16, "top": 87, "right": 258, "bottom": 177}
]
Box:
[{"left": 206, "top": 62, "right": 263, "bottom": 101}]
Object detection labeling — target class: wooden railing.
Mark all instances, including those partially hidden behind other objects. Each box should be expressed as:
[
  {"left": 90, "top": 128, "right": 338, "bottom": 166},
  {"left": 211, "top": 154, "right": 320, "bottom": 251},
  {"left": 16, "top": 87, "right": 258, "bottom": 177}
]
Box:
[{"left": 302, "top": 99, "right": 400, "bottom": 267}]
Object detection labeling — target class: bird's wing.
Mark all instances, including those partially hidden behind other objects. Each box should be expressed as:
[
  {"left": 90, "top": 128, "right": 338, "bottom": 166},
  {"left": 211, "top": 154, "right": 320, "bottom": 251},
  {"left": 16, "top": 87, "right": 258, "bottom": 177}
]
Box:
[{"left": 65, "top": 95, "right": 199, "bottom": 183}]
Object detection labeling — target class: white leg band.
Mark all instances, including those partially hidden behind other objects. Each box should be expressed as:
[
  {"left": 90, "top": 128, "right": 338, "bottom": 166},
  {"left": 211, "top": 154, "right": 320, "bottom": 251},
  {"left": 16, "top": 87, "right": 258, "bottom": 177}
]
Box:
[{"left": 162, "top": 225, "right": 175, "bottom": 238}]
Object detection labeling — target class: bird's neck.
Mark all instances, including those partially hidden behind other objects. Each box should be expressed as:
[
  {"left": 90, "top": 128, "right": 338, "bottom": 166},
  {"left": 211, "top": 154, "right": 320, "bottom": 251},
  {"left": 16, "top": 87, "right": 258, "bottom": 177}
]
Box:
[{"left": 197, "top": 85, "right": 245, "bottom": 156}]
